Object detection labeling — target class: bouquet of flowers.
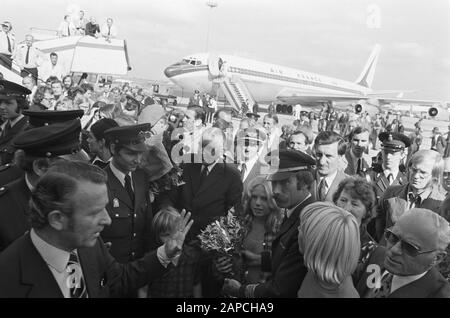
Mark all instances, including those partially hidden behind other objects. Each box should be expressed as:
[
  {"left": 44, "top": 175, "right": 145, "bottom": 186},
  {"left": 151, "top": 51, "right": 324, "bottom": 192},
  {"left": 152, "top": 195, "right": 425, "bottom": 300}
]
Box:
[{"left": 197, "top": 210, "right": 246, "bottom": 256}]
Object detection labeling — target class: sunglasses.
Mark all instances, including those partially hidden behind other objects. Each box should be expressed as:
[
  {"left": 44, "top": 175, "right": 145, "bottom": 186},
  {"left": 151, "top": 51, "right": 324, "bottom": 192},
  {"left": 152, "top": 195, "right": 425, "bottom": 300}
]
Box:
[{"left": 384, "top": 228, "right": 436, "bottom": 257}]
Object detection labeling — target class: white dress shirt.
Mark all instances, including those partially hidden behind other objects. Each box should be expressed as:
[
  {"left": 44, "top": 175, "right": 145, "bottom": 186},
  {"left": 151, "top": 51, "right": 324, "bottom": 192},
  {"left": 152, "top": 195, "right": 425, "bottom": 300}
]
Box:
[
  {"left": 109, "top": 160, "right": 133, "bottom": 190},
  {"left": 39, "top": 61, "right": 67, "bottom": 81},
  {"left": 0, "top": 30, "right": 15, "bottom": 55},
  {"left": 13, "top": 44, "right": 43, "bottom": 68},
  {"left": 101, "top": 24, "right": 118, "bottom": 38},
  {"left": 318, "top": 170, "right": 338, "bottom": 195}
]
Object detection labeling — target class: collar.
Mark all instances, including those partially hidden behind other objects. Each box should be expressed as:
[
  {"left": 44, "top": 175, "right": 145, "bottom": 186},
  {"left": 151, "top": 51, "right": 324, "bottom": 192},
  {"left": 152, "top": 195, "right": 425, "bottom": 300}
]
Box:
[
  {"left": 408, "top": 185, "right": 432, "bottom": 203},
  {"left": 9, "top": 114, "right": 24, "bottom": 127},
  {"left": 92, "top": 156, "right": 110, "bottom": 165},
  {"left": 30, "top": 228, "right": 71, "bottom": 274},
  {"left": 286, "top": 193, "right": 311, "bottom": 219},
  {"left": 391, "top": 271, "right": 427, "bottom": 294},
  {"left": 25, "top": 173, "right": 34, "bottom": 192},
  {"left": 383, "top": 168, "right": 399, "bottom": 181},
  {"left": 110, "top": 160, "right": 132, "bottom": 187},
  {"left": 203, "top": 159, "right": 219, "bottom": 173},
  {"left": 320, "top": 170, "right": 338, "bottom": 188}
]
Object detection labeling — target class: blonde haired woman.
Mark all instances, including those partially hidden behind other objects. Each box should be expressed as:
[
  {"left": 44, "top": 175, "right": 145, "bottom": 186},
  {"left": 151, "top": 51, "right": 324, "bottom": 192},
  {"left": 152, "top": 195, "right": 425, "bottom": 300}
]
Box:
[{"left": 297, "top": 202, "right": 360, "bottom": 298}]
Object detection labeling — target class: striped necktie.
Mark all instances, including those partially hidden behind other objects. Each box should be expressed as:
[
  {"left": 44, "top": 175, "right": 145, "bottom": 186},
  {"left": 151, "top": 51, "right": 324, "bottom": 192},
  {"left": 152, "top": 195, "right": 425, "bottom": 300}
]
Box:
[{"left": 67, "top": 251, "right": 88, "bottom": 298}]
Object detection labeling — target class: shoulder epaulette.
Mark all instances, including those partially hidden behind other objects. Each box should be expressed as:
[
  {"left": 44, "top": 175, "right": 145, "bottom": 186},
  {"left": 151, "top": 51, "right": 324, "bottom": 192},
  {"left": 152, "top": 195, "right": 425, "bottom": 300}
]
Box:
[{"left": 0, "top": 164, "right": 11, "bottom": 172}]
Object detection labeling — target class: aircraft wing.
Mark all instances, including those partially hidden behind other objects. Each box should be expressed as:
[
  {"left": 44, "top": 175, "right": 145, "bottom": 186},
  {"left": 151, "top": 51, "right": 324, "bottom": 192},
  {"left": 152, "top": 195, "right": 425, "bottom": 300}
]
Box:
[
  {"left": 376, "top": 97, "right": 445, "bottom": 107},
  {"left": 276, "top": 90, "right": 369, "bottom": 104}
]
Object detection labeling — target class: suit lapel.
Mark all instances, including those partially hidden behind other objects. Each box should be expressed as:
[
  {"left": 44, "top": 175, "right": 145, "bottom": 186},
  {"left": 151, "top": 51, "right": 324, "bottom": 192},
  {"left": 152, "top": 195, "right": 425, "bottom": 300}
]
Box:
[
  {"left": 20, "top": 234, "right": 64, "bottom": 298},
  {"left": 77, "top": 246, "right": 100, "bottom": 298},
  {"left": 132, "top": 170, "right": 144, "bottom": 211},
  {"left": 105, "top": 166, "right": 133, "bottom": 209},
  {"left": 326, "top": 170, "right": 344, "bottom": 201}
]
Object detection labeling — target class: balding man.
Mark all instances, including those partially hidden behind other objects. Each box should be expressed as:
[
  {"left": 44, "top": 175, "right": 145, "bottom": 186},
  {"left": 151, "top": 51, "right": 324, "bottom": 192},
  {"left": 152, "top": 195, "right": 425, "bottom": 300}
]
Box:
[{"left": 357, "top": 208, "right": 450, "bottom": 298}]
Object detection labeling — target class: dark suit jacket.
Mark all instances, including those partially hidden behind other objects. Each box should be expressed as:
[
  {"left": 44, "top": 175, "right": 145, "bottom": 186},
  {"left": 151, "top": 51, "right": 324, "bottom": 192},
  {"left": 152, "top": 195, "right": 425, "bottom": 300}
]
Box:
[
  {"left": 0, "top": 116, "right": 28, "bottom": 165},
  {"left": 0, "top": 163, "right": 24, "bottom": 187},
  {"left": 172, "top": 162, "right": 243, "bottom": 241},
  {"left": 241, "top": 158, "right": 269, "bottom": 191},
  {"left": 343, "top": 150, "right": 370, "bottom": 176},
  {"left": 356, "top": 246, "right": 450, "bottom": 298},
  {"left": 375, "top": 183, "right": 445, "bottom": 241},
  {"left": 102, "top": 165, "right": 153, "bottom": 263},
  {"left": 0, "top": 176, "right": 31, "bottom": 252},
  {"left": 0, "top": 233, "right": 166, "bottom": 297},
  {"left": 431, "top": 135, "right": 446, "bottom": 155},
  {"left": 253, "top": 196, "right": 314, "bottom": 298},
  {"left": 311, "top": 170, "right": 348, "bottom": 202}
]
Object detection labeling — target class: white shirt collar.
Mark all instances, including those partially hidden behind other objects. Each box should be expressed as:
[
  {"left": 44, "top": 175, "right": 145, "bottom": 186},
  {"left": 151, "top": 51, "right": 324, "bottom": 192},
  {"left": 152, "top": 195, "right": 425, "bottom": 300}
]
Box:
[
  {"left": 383, "top": 168, "right": 399, "bottom": 181},
  {"left": 391, "top": 271, "right": 428, "bottom": 294},
  {"left": 110, "top": 160, "right": 132, "bottom": 187},
  {"left": 286, "top": 193, "right": 311, "bottom": 219},
  {"left": 30, "top": 228, "right": 71, "bottom": 273},
  {"left": 9, "top": 114, "right": 24, "bottom": 127},
  {"left": 25, "top": 173, "right": 34, "bottom": 192}
]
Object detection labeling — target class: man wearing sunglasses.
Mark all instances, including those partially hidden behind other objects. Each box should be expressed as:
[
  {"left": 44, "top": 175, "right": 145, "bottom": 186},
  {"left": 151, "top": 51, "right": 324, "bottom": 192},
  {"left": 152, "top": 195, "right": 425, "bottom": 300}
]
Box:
[
  {"left": 357, "top": 208, "right": 450, "bottom": 297},
  {"left": 374, "top": 149, "right": 446, "bottom": 242}
]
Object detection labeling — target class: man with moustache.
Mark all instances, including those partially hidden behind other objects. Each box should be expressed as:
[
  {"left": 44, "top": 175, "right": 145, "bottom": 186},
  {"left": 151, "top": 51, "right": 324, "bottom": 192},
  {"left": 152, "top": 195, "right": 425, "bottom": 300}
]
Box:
[
  {"left": 357, "top": 209, "right": 450, "bottom": 298},
  {"left": 344, "top": 126, "right": 371, "bottom": 176},
  {"left": 374, "top": 149, "right": 446, "bottom": 242},
  {"left": 222, "top": 149, "right": 315, "bottom": 298}
]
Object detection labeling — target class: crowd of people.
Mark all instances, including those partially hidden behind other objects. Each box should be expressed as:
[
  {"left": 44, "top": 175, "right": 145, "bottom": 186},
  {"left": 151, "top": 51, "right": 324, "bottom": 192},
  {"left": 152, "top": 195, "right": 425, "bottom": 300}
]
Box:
[{"left": 1, "top": 68, "right": 450, "bottom": 299}]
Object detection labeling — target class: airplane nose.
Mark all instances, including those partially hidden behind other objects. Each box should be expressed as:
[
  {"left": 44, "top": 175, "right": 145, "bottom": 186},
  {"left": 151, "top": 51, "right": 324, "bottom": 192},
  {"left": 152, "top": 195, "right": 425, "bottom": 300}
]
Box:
[{"left": 164, "top": 65, "right": 179, "bottom": 78}]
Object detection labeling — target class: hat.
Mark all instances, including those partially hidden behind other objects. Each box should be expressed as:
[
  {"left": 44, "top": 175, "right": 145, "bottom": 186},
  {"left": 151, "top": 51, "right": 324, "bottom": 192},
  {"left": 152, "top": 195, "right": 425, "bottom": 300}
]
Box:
[
  {"left": 90, "top": 118, "right": 119, "bottom": 140},
  {"left": 246, "top": 112, "right": 260, "bottom": 119},
  {"left": 12, "top": 119, "right": 81, "bottom": 157},
  {"left": 236, "top": 127, "right": 267, "bottom": 144},
  {"left": 379, "top": 132, "right": 411, "bottom": 151},
  {"left": 22, "top": 110, "right": 84, "bottom": 128},
  {"left": 0, "top": 79, "right": 31, "bottom": 100},
  {"left": 266, "top": 149, "right": 316, "bottom": 181},
  {"left": 138, "top": 104, "right": 166, "bottom": 128},
  {"left": 104, "top": 123, "right": 151, "bottom": 152}
]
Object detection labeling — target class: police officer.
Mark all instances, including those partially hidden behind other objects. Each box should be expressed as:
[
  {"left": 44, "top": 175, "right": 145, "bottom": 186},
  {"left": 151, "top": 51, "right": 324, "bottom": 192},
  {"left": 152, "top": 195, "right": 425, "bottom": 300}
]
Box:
[
  {"left": 0, "top": 79, "right": 30, "bottom": 165},
  {"left": 0, "top": 109, "right": 84, "bottom": 187},
  {"left": 102, "top": 123, "right": 154, "bottom": 263},
  {"left": 0, "top": 119, "right": 83, "bottom": 252},
  {"left": 366, "top": 132, "right": 410, "bottom": 200}
]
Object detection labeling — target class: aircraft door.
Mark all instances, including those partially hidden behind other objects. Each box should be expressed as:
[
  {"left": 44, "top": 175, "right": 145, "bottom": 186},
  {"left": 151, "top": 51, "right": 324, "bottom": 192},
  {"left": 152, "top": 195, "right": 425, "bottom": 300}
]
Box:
[{"left": 208, "top": 54, "right": 225, "bottom": 79}]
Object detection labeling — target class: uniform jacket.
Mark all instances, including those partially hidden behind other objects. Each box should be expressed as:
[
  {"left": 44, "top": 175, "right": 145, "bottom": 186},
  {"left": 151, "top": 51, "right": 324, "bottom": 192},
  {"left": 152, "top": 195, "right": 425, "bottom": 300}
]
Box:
[
  {"left": 343, "top": 149, "right": 371, "bottom": 177},
  {"left": 253, "top": 196, "right": 314, "bottom": 298},
  {"left": 311, "top": 170, "right": 348, "bottom": 202},
  {"left": 171, "top": 162, "right": 243, "bottom": 241},
  {"left": 356, "top": 246, "right": 450, "bottom": 298},
  {"left": 0, "top": 176, "right": 31, "bottom": 252},
  {"left": 0, "top": 233, "right": 166, "bottom": 298},
  {"left": 0, "top": 116, "right": 28, "bottom": 165},
  {"left": 366, "top": 167, "right": 408, "bottom": 201},
  {"left": 0, "top": 163, "right": 24, "bottom": 187},
  {"left": 102, "top": 165, "right": 154, "bottom": 263},
  {"left": 375, "top": 183, "right": 445, "bottom": 241}
]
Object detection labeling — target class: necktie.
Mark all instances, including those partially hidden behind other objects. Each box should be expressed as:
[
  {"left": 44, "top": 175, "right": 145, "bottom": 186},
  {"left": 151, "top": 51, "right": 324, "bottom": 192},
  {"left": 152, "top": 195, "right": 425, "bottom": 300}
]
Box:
[
  {"left": 408, "top": 193, "right": 422, "bottom": 209},
  {"left": 67, "top": 25, "right": 70, "bottom": 36},
  {"left": 240, "top": 162, "right": 247, "bottom": 180},
  {"left": 318, "top": 178, "right": 327, "bottom": 201},
  {"left": 357, "top": 158, "right": 362, "bottom": 175},
  {"left": 371, "top": 272, "right": 393, "bottom": 298},
  {"left": 25, "top": 46, "right": 30, "bottom": 64},
  {"left": 6, "top": 35, "right": 11, "bottom": 53},
  {"left": 124, "top": 174, "right": 134, "bottom": 204},
  {"left": 67, "top": 251, "right": 87, "bottom": 298},
  {"left": 108, "top": 27, "right": 111, "bottom": 36},
  {"left": 388, "top": 173, "right": 394, "bottom": 184},
  {"left": 199, "top": 165, "right": 209, "bottom": 187}
]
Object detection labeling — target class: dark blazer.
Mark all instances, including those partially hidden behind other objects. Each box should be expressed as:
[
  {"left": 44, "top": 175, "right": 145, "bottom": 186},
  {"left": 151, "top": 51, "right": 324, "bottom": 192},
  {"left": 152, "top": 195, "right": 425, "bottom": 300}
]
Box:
[
  {"left": 102, "top": 165, "right": 154, "bottom": 263},
  {"left": 0, "top": 176, "right": 31, "bottom": 252},
  {"left": 0, "top": 163, "right": 24, "bottom": 187},
  {"left": 253, "top": 196, "right": 314, "bottom": 298},
  {"left": 431, "top": 135, "right": 446, "bottom": 155},
  {"left": 343, "top": 150, "right": 370, "bottom": 176},
  {"left": 0, "top": 233, "right": 166, "bottom": 297},
  {"left": 172, "top": 162, "right": 243, "bottom": 241},
  {"left": 241, "top": 159, "right": 269, "bottom": 191},
  {"left": 356, "top": 246, "right": 450, "bottom": 298},
  {"left": 0, "top": 116, "right": 28, "bottom": 165},
  {"left": 311, "top": 170, "right": 348, "bottom": 202},
  {"left": 375, "top": 183, "right": 445, "bottom": 241}
]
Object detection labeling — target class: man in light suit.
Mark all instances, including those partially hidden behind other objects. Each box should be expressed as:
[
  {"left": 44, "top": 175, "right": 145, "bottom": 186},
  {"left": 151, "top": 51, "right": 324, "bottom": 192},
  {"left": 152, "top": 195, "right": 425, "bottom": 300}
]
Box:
[
  {"left": 357, "top": 208, "right": 450, "bottom": 298},
  {"left": 311, "top": 131, "right": 348, "bottom": 202},
  {"left": 0, "top": 160, "right": 193, "bottom": 297},
  {"left": 223, "top": 150, "right": 315, "bottom": 298}
]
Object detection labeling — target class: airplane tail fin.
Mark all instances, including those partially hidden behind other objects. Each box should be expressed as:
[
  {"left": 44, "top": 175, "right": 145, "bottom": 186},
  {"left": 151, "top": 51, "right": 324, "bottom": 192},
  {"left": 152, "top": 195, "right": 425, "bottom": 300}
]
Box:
[{"left": 355, "top": 44, "right": 381, "bottom": 88}]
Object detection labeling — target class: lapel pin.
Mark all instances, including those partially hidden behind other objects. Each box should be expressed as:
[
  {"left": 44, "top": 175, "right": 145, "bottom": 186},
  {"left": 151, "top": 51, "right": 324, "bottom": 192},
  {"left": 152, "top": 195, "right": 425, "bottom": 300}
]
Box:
[{"left": 113, "top": 198, "right": 119, "bottom": 208}]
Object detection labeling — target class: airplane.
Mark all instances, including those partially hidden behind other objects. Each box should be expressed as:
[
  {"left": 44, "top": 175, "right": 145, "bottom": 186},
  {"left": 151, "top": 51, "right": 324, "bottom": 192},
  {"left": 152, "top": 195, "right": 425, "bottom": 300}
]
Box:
[{"left": 164, "top": 45, "right": 448, "bottom": 119}]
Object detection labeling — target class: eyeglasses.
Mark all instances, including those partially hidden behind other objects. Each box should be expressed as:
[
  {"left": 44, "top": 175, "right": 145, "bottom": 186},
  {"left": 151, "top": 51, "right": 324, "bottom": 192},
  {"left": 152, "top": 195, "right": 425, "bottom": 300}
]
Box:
[{"left": 384, "top": 228, "right": 437, "bottom": 257}]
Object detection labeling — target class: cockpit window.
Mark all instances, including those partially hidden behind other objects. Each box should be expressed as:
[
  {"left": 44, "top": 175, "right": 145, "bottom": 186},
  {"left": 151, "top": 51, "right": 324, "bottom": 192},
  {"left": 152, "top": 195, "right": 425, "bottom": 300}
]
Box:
[
  {"left": 196, "top": 60, "right": 202, "bottom": 66},
  {"left": 182, "top": 58, "right": 202, "bottom": 66}
]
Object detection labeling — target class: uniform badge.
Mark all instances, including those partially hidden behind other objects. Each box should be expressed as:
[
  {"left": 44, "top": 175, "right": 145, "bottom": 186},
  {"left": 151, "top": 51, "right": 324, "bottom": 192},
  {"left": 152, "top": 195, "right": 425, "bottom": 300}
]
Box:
[
  {"left": 149, "top": 191, "right": 155, "bottom": 203},
  {"left": 113, "top": 198, "right": 119, "bottom": 208}
]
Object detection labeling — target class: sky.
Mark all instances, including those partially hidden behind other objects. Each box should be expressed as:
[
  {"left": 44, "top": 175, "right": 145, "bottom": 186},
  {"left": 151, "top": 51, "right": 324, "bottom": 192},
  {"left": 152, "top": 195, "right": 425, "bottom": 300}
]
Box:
[{"left": 3, "top": 0, "right": 450, "bottom": 101}]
